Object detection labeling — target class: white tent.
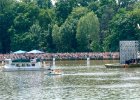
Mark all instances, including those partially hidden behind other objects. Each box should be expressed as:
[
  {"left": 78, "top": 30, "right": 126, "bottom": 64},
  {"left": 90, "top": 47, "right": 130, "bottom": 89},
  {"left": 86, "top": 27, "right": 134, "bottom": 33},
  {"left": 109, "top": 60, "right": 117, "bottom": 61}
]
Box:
[
  {"left": 13, "top": 50, "right": 26, "bottom": 54},
  {"left": 27, "top": 50, "right": 44, "bottom": 54}
]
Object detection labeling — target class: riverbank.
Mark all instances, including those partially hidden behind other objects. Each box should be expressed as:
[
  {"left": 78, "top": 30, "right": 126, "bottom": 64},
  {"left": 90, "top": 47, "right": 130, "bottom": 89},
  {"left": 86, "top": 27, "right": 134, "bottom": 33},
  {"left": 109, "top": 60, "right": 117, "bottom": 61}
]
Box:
[{"left": 0, "top": 52, "right": 119, "bottom": 61}]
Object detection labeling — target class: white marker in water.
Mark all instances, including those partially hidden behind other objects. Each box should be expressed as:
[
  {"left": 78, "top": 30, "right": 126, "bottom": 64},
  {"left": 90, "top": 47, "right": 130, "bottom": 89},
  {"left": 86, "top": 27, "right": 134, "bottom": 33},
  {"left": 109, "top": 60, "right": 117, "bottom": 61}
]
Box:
[
  {"left": 53, "top": 57, "right": 55, "bottom": 67},
  {"left": 87, "top": 57, "right": 90, "bottom": 66}
]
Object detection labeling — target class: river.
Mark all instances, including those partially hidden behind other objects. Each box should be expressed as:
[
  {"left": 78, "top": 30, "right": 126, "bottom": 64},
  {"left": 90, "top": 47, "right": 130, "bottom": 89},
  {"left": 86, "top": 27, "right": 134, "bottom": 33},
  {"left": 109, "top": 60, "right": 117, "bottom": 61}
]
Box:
[{"left": 1, "top": 60, "right": 140, "bottom": 100}]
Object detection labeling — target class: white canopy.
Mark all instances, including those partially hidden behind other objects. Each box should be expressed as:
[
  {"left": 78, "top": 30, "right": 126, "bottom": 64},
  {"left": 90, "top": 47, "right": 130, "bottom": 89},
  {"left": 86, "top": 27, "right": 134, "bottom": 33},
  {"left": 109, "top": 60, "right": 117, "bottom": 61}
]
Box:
[
  {"left": 13, "top": 50, "right": 26, "bottom": 54},
  {"left": 27, "top": 50, "right": 44, "bottom": 54}
]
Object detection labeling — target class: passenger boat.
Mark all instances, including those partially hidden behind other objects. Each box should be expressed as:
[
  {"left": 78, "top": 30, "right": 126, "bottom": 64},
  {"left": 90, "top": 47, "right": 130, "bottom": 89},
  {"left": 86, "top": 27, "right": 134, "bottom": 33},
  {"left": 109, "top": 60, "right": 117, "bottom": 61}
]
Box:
[{"left": 2, "top": 58, "right": 48, "bottom": 71}]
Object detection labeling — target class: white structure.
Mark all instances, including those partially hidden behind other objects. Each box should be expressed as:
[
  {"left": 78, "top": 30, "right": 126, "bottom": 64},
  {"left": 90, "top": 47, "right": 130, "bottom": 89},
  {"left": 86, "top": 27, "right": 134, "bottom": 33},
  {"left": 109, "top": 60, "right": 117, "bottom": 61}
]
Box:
[
  {"left": 53, "top": 57, "right": 55, "bottom": 67},
  {"left": 120, "top": 41, "right": 139, "bottom": 64},
  {"left": 3, "top": 58, "right": 47, "bottom": 71},
  {"left": 87, "top": 57, "right": 90, "bottom": 66}
]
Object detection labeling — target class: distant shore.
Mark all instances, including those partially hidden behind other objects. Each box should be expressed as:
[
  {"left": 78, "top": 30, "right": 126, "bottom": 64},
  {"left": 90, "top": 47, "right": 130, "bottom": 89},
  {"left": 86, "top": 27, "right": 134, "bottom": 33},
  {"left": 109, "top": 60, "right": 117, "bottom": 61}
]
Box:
[{"left": 0, "top": 52, "right": 119, "bottom": 61}]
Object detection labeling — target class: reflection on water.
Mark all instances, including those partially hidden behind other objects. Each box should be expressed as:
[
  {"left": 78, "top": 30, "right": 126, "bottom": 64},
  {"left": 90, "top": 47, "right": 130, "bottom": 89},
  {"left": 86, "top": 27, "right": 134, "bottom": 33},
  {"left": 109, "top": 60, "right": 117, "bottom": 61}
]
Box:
[{"left": 1, "top": 60, "right": 140, "bottom": 100}]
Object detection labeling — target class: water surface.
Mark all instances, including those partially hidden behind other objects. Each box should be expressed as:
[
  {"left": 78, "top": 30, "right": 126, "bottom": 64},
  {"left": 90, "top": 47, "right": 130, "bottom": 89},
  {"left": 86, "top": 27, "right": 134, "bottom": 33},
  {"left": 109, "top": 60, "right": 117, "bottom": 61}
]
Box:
[{"left": 1, "top": 60, "right": 140, "bottom": 100}]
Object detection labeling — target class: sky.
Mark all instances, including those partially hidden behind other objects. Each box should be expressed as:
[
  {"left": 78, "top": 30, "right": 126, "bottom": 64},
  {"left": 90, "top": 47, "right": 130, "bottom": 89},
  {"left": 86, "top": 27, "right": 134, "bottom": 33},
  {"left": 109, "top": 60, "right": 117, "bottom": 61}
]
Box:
[{"left": 51, "top": 0, "right": 57, "bottom": 5}]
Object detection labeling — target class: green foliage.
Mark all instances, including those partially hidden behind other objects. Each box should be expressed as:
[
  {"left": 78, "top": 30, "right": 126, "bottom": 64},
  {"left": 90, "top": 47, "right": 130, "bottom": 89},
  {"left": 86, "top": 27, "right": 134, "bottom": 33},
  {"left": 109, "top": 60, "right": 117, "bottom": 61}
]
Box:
[
  {"left": 118, "top": 0, "right": 138, "bottom": 9},
  {"left": 11, "top": 22, "right": 41, "bottom": 50},
  {"left": 88, "top": 1, "right": 100, "bottom": 12},
  {"left": 0, "top": 0, "right": 14, "bottom": 13},
  {"left": 38, "top": 9, "right": 51, "bottom": 28},
  {"left": 55, "top": 0, "right": 73, "bottom": 25},
  {"left": 53, "top": 7, "right": 90, "bottom": 52},
  {"left": 52, "top": 24, "right": 61, "bottom": 51},
  {"left": 36, "top": 0, "right": 52, "bottom": 8},
  {"left": 0, "top": 0, "right": 14, "bottom": 53},
  {"left": 11, "top": 2, "right": 40, "bottom": 34},
  {"left": 1, "top": 0, "right": 140, "bottom": 53},
  {"left": 76, "top": 12, "right": 100, "bottom": 52},
  {"left": 104, "top": 8, "right": 140, "bottom": 51}
]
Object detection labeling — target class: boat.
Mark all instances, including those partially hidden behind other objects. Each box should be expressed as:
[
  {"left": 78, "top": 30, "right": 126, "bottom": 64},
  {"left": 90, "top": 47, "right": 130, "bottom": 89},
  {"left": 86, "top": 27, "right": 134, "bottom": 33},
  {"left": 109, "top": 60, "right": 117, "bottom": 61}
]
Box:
[
  {"left": 47, "top": 69, "right": 63, "bottom": 75},
  {"left": 105, "top": 63, "right": 124, "bottom": 68},
  {"left": 45, "top": 64, "right": 63, "bottom": 75},
  {"left": 2, "top": 58, "right": 48, "bottom": 71},
  {"left": 105, "top": 63, "right": 140, "bottom": 68}
]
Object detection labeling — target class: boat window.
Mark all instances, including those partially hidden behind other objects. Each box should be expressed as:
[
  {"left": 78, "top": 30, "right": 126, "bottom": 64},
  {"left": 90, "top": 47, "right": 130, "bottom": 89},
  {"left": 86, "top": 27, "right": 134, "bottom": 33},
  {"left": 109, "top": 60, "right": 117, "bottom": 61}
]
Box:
[
  {"left": 22, "top": 64, "right": 25, "bottom": 67},
  {"left": 32, "top": 64, "right": 35, "bottom": 66},
  {"left": 27, "top": 64, "right": 30, "bottom": 67},
  {"left": 16, "top": 64, "right": 20, "bottom": 67}
]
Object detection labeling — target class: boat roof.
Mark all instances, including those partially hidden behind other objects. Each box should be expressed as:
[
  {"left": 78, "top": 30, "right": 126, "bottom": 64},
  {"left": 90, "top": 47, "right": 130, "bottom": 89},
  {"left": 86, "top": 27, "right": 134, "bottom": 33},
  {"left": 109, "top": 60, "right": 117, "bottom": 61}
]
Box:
[
  {"left": 12, "top": 58, "right": 41, "bottom": 62},
  {"left": 12, "top": 59, "right": 30, "bottom": 62}
]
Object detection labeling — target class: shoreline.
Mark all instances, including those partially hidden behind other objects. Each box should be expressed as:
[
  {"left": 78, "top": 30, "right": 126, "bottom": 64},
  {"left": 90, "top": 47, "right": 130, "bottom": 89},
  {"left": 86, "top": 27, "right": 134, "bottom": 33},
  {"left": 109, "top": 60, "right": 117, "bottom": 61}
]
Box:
[{"left": 0, "top": 52, "right": 119, "bottom": 61}]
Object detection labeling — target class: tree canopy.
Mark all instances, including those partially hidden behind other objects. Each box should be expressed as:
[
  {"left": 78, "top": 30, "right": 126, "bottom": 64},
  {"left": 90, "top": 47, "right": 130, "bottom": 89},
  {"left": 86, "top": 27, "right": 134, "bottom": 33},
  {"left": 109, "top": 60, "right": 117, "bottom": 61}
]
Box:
[{"left": 0, "top": 0, "right": 140, "bottom": 53}]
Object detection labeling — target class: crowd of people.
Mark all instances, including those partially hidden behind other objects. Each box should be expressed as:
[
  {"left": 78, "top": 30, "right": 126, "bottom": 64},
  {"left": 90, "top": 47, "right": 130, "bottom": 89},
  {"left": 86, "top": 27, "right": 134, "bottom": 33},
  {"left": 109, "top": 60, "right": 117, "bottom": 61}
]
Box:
[{"left": 0, "top": 52, "right": 119, "bottom": 61}]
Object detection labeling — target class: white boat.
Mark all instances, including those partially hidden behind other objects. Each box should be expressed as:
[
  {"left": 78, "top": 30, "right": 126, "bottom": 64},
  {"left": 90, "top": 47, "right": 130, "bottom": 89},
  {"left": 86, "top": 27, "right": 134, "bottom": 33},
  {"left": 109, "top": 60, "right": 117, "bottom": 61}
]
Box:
[{"left": 2, "top": 58, "right": 48, "bottom": 71}]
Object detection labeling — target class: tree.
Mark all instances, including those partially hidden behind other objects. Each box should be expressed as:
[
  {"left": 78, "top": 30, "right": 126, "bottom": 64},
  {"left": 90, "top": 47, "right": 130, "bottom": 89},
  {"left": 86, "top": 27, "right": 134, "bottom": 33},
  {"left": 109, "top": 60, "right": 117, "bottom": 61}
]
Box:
[
  {"left": 0, "top": 0, "right": 13, "bottom": 13},
  {"left": 21, "top": 0, "right": 32, "bottom": 3},
  {"left": 1, "top": 0, "right": 140, "bottom": 53},
  {"left": 93, "top": 0, "right": 118, "bottom": 47},
  {"left": 11, "top": 21, "right": 42, "bottom": 51},
  {"left": 9, "top": 2, "right": 42, "bottom": 51},
  {"left": 104, "top": 8, "right": 140, "bottom": 51},
  {"left": 35, "top": 0, "right": 52, "bottom": 9},
  {"left": 52, "top": 24, "right": 60, "bottom": 52},
  {"left": 10, "top": 2, "right": 40, "bottom": 34},
  {"left": 88, "top": 1, "right": 100, "bottom": 13},
  {"left": 0, "top": 0, "right": 14, "bottom": 53},
  {"left": 55, "top": 0, "right": 73, "bottom": 25},
  {"left": 54, "top": 7, "right": 89, "bottom": 52},
  {"left": 38, "top": 9, "right": 52, "bottom": 29},
  {"left": 73, "top": 0, "right": 98, "bottom": 7},
  {"left": 39, "top": 24, "right": 54, "bottom": 52},
  {"left": 117, "top": 0, "right": 138, "bottom": 9},
  {"left": 76, "top": 12, "right": 100, "bottom": 52}
]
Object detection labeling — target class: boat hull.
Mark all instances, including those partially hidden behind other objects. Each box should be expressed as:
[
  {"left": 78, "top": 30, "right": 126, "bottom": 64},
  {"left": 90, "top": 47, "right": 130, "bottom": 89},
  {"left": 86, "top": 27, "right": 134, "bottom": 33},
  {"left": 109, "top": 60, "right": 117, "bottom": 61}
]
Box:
[
  {"left": 105, "top": 63, "right": 140, "bottom": 68},
  {"left": 2, "top": 58, "right": 49, "bottom": 71},
  {"left": 105, "top": 63, "right": 124, "bottom": 68}
]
